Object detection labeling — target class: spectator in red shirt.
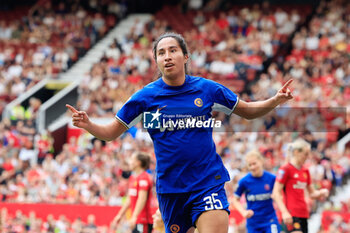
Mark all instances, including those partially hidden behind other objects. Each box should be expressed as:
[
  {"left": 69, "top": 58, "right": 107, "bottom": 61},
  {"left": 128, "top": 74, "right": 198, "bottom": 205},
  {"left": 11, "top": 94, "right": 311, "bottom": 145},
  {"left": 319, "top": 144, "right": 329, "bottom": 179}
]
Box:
[
  {"left": 216, "top": 12, "right": 229, "bottom": 30},
  {"left": 272, "top": 138, "right": 329, "bottom": 233},
  {"left": 112, "top": 152, "right": 153, "bottom": 233}
]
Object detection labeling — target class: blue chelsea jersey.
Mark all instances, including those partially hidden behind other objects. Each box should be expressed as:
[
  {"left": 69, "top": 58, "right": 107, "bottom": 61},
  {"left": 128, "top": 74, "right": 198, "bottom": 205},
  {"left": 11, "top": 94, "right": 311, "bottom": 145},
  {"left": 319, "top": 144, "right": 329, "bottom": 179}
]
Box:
[
  {"left": 235, "top": 171, "right": 278, "bottom": 227},
  {"left": 116, "top": 75, "right": 239, "bottom": 193}
]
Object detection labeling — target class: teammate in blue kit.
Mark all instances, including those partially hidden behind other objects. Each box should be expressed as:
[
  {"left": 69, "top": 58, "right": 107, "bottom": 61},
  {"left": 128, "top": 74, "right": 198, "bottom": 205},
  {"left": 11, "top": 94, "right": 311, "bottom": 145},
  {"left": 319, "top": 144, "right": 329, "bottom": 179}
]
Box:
[
  {"left": 66, "top": 32, "right": 293, "bottom": 233},
  {"left": 232, "top": 150, "right": 280, "bottom": 233}
]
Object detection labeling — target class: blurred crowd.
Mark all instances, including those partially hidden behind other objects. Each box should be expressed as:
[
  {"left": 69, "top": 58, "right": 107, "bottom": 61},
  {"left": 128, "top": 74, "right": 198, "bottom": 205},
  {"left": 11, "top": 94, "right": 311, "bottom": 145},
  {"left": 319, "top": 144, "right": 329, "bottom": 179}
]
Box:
[
  {"left": 0, "top": 0, "right": 117, "bottom": 116},
  {"left": 0, "top": 0, "right": 350, "bottom": 232},
  {"left": 320, "top": 198, "right": 350, "bottom": 233},
  {"left": 1, "top": 209, "right": 106, "bottom": 233}
]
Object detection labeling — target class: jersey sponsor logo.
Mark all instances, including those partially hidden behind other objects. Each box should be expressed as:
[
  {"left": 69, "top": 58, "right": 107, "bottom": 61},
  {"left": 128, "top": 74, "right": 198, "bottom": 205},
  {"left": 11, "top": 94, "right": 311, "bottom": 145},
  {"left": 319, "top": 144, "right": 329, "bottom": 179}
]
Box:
[
  {"left": 170, "top": 224, "right": 180, "bottom": 233},
  {"left": 194, "top": 98, "right": 203, "bottom": 107},
  {"left": 139, "top": 180, "right": 148, "bottom": 187},
  {"left": 293, "top": 181, "right": 307, "bottom": 189},
  {"left": 246, "top": 193, "right": 271, "bottom": 202},
  {"left": 143, "top": 108, "right": 221, "bottom": 130}
]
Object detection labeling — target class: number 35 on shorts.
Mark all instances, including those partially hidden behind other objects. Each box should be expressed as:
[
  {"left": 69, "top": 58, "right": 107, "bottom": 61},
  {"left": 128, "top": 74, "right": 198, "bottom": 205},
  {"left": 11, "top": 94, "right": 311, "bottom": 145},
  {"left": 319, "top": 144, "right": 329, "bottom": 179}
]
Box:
[{"left": 203, "top": 193, "right": 223, "bottom": 211}]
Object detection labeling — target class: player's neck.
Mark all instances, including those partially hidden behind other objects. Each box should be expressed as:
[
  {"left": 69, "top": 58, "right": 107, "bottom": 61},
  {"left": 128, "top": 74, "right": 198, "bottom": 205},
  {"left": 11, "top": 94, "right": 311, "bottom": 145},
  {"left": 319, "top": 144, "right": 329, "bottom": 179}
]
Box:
[
  {"left": 254, "top": 170, "right": 264, "bottom": 177},
  {"left": 162, "top": 73, "right": 186, "bottom": 86},
  {"left": 290, "top": 159, "right": 302, "bottom": 169},
  {"left": 133, "top": 167, "right": 144, "bottom": 176}
]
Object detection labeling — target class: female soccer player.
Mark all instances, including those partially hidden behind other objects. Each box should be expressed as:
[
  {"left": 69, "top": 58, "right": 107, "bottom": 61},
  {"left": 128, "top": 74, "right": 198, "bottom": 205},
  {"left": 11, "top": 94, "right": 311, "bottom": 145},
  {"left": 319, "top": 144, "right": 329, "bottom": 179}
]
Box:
[
  {"left": 232, "top": 150, "right": 280, "bottom": 233},
  {"left": 272, "top": 138, "right": 329, "bottom": 233},
  {"left": 67, "top": 32, "right": 293, "bottom": 233},
  {"left": 112, "top": 152, "right": 153, "bottom": 233}
]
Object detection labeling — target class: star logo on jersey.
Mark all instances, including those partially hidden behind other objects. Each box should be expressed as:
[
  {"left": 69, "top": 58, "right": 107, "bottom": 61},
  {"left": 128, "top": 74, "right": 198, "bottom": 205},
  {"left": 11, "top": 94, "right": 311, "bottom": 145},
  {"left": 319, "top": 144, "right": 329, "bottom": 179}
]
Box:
[
  {"left": 143, "top": 106, "right": 166, "bottom": 129},
  {"left": 194, "top": 98, "right": 203, "bottom": 107},
  {"left": 150, "top": 109, "right": 161, "bottom": 122}
]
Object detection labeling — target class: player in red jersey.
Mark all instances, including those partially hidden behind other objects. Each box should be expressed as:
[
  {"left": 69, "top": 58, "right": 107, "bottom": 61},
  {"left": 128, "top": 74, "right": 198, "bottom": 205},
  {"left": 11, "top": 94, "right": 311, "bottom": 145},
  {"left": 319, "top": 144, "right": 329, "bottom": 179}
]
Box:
[
  {"left": 113, "top": 152, "right": 153, "bottom": 233},
  {"left": 272, "top": 138, "right": 329, "bottom": 233}
]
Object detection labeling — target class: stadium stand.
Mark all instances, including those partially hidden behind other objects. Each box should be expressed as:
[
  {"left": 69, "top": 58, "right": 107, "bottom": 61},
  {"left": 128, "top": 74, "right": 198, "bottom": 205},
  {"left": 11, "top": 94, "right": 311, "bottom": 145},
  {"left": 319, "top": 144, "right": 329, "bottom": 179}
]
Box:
[
  {"left": 0, "top": 1, "right": 117, "bottom": 118},
  {"left": 0, "top": 0, "right": 349, "bottom": 232}
]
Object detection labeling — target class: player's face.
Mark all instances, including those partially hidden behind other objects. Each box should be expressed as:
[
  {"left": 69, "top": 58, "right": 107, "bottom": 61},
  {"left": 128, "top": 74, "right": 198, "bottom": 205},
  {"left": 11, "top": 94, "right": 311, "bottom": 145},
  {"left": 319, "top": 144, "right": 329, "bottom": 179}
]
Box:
[
  {"left": 129, "top": 154, "right": 140, "bottom": 171},
  {"left": 246, "top": 157, "right": 263, "bottom": 177},
  {"left": 156, "top": 37, "right": 188, "bottom": 80},
  {"left": 297, "top": 147, "right": 310, "bottom": 164}
]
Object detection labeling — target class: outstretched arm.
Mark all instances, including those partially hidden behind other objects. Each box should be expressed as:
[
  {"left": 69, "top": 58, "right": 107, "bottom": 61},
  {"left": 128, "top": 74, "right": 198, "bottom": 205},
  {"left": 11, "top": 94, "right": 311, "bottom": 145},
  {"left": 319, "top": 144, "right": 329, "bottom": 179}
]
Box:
[
  {"left": 233, "top": 79, "right": 293, "bottom": 120},
  {"left": 66, "top": 104, "right": 128, "bottom": 141}
]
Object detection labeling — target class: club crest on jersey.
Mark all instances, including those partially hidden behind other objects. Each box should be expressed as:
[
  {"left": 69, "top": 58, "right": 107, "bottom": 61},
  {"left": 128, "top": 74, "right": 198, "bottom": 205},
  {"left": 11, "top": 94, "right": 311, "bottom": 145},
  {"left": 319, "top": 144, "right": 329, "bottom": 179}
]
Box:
[
  {"left": 264, "top": 184, "right": 270, "bottom": 191},
  {"left": 194, "top": 98, "right": 203, "bottom": 107},
  {"left": 170, "top": 224, "right": 180, "bottom": 233}
]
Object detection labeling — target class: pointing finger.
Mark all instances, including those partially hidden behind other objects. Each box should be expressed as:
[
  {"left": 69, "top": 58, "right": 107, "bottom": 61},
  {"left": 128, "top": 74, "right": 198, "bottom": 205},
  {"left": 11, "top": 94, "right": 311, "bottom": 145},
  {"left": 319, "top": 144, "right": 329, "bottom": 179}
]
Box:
[
  {"left": 281, "top": 79, "right": 293, "bottom": 91},
  {"left": 66, "top": 104, "right": 78, "bottom": 113}
]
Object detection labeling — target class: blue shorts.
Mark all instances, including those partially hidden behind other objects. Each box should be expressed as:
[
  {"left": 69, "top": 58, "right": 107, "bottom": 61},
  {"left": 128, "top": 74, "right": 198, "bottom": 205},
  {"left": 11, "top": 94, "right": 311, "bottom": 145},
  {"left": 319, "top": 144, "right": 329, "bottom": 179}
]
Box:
[
  {"left": 157, "top": 183, "right": 229, "bottom": 233},
  {"left": 247, "top": 220, "right": 280, "bottom": 233}
]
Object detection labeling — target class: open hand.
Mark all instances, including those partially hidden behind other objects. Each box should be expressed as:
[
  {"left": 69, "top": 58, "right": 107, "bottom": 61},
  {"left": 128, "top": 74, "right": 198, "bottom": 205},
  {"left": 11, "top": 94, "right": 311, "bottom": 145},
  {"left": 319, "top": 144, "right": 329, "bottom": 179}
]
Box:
[
  {"left": 282, "top": 210, "right": 293, "bottom": 225},
  {"left": 129, "top": 216, "right": 137, "bottom": 231},
  {"left": 319, "top": 188, "right": 329, "bottom": 200}
]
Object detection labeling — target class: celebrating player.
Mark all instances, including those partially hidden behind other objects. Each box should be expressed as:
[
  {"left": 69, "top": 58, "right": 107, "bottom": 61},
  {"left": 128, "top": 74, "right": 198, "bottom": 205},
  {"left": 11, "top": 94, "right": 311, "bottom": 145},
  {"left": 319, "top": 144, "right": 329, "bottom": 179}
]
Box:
[
  {"left": 67, "top": 32, "right": 293, "bottom": 233},
  {"left": 232, "top": 150, "right": 280, "bottom": 233},
  {"left": 272, "top": 138, "right": 329, "bottom": 233},
  {"left": 112, "top": 152, "right": 153, "bottom": 233}
]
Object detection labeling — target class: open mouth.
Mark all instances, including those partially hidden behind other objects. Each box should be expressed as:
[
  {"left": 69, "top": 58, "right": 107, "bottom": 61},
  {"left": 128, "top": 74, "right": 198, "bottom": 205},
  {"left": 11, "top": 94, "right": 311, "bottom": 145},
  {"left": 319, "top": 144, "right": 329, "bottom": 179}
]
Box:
[{"left": 165, "top": 63, "right": 174, "bottom": 69}]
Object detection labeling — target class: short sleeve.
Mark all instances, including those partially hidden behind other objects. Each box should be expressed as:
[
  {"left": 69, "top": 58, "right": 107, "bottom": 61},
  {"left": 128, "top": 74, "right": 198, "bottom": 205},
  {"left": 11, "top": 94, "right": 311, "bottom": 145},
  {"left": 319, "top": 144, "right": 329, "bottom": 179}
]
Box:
[
  {"left": 210, "top": 81, "right": 239, "bottom": 115},
  {"left": 138, "top": 174, "right": 151, "bottom": 191},
  {"left": 116, "top": 90, "right": 146, "bottom": 129},
  {"left": 234, "top": 179, "right": 246, "bottom": 198},
  {"left": 276, "top": 166, "right": 288, "bottom": 185}
]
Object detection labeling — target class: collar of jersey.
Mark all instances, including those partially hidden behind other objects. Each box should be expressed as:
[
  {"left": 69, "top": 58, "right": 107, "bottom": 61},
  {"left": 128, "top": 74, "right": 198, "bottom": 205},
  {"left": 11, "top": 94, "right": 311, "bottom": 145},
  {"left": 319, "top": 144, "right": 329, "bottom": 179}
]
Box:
[{"left": 157, "top": 75, "right": 194, "bottom": 95}]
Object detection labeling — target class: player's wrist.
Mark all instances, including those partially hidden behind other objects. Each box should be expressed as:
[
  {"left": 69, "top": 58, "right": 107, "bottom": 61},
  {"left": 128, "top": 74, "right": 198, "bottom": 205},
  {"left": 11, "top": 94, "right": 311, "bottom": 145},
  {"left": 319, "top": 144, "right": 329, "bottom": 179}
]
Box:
[
  {"left": 281, "top": 210, "right": 290, "bottom": 216},
  {"left": 272, "top": 94, "right": 283, "bottom": 106},
  {"left": 84, "top": 120, "right": 95, "bottom": 133}
]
